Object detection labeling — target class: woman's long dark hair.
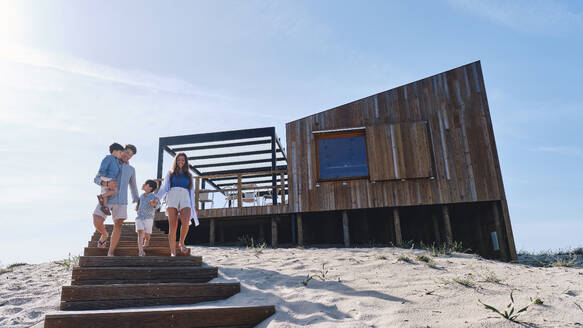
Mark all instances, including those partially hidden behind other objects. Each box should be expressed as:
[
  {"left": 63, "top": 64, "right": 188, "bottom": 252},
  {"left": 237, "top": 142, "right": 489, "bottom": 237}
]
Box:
[{"left": 170, "top": 152, "right": 193, "bottom": 189}]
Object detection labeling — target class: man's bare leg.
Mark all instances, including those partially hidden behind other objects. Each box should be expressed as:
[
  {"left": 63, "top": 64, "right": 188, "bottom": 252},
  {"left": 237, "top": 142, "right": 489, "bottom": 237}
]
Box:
[
  {"left": 93, "top": 214, "right": 109, "bottom": 248},
  {"left": 107, "top": 218, "right": 125, "bottom": 256},
  {"left": 144, "top": 233, "right": 151, "bottom": 247}
]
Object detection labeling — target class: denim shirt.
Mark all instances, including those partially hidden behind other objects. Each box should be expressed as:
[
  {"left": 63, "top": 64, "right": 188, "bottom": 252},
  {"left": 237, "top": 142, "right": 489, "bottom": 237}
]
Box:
[
  {"left": 94, "top": 163, "right": 138, "bottom": 206},
  {"left": 97, "top": 155, "right": 121, "bottom": 179}
]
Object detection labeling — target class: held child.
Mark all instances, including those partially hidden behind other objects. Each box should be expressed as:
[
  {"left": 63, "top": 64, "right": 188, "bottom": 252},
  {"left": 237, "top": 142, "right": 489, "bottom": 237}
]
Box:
[
  {"left": 97, "top": 143, "right": 125, "bottom": 216},
  {"left": 135, "top": 180, "right": 159, "bottom": 256}
]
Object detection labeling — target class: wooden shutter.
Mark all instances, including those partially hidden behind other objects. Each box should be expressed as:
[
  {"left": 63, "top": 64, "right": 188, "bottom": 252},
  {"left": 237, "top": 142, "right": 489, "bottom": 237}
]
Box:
[{"left": 367, "top": 121, "right": 433, "bottom": 181}]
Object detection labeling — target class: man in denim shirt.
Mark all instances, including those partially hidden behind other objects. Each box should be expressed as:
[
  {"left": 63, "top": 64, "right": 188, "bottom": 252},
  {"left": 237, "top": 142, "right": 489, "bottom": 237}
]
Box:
[{"left": 93, "top": 144, "right": 139, "bottom": 256}]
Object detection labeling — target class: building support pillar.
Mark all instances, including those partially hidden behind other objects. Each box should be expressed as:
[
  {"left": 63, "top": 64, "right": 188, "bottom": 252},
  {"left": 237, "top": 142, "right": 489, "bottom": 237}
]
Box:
[
  {"left": 209, "top": 218, "right": 215, "bottom": 247},
  {"left": 297, "top": 213, "right": 304, "bottom": 246},
  {"left": 393, "top": 208, "right": 403, "bottom": 245},
  {"left": 271, "top": 217, "right": 278, "bottom": 249},
  {"left": 442, "top": 205, "right": 453, "bottom": 243},
  {"left": 492, "top": 202, "right": 509, "bottom": 261},
  {"left": 342, "top": 211, "right": 350, "bottom": 247}
]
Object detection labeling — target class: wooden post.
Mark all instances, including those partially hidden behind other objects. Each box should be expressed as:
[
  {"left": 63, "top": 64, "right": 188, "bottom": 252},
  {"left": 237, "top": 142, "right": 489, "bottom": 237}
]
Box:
[
  {"left": 442, "top": 205, "right": 453, "bottom": 243},
  {"left": 271, "top": 217, "right": 278, "bottom": 249},
  {"left": 194, "top": 177, "right": 200, "bottom": 211},
  {"left": 237, "top": 174, "right": 242, "bottom": 208},
  {"left": 209, "top": 218, "right": 215, "bottom": 246},
  {"left": 393, "top": 208, "right": 403, "bottom": 245},
  {"left": 342, "top": 211, "right": 350, "bottom": 247},
  {"left": 432, "top": 213, "right": 441, "bottom": 243},
  {"left": 280, "top": 172, "right": 285, "bottom": 205},
  {"left": 297, "top": 213, "right": 304, "bottom": 246},
  {"left": 492, "top": 202, "right": 509, "bottom": 261}
]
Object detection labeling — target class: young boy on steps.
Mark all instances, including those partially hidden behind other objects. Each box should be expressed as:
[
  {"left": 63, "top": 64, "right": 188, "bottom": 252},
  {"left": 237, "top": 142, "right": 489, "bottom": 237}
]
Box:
[{"left": 135, "top": 179, "right": 158, "bottom": 256}]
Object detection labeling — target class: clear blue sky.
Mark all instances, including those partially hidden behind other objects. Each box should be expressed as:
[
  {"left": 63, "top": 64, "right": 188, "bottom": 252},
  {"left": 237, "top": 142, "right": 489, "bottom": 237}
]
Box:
[{"left": 0, "top": 0, "right": 581, "bottom": 265}]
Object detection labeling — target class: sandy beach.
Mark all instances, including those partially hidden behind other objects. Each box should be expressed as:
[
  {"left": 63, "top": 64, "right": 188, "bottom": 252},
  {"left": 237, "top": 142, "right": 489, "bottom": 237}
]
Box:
[{"left": 1, "top": 247, "right": 582, "bottom": 327}]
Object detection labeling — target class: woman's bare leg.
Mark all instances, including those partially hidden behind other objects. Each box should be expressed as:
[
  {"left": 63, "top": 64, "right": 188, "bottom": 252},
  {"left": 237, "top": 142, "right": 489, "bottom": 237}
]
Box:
[
  {"left": 167, "top": 207, "right": 178, "bottom": 256},
  {"left": 178, "top": 207, "right": 191, "bottom": 252},
  {"left": 144, "top": 233, "right": 151, "bottom": 247}
]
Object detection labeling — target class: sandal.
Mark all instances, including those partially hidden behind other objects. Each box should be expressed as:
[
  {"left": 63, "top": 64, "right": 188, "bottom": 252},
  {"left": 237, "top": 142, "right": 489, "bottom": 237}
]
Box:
[
  {"left": 180, "top": 245, "right": 188, "bottom": 254},
  {"left": 101, "top": 205, "right": 111, "bottom": 216},
  {"left": 97, "top": 238, "right": 108, "bottom": 248}
]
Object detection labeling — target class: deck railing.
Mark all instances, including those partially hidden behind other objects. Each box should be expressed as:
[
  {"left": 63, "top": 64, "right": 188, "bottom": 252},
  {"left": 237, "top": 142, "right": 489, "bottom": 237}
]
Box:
[
  {"left": 194, "top": 170, "right": 287, "bottom": 210},
  {"left": 153, "top": 170, "right": 287, "bottom": 211}
]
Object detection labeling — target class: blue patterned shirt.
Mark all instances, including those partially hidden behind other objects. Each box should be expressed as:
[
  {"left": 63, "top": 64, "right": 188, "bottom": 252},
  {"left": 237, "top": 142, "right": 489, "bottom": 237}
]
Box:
[{"left": 136, "top": 193, "right": 157, "bottom": 220}]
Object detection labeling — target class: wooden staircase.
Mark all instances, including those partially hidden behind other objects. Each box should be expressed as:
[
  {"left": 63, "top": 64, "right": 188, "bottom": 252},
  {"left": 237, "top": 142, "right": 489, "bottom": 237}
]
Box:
[{"left": 43, "top": 222, "right": 275, "bottom": 327}]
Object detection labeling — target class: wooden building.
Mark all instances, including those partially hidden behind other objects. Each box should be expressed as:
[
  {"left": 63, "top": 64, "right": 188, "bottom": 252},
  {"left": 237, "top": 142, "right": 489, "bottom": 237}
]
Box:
[{"left": 156, "top": 61, "right": 517, "bottom": 261}]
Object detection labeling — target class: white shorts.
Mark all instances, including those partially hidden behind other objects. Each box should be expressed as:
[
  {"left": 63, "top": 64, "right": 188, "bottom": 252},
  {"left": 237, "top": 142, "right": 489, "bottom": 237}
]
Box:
[
  {"left": 135, "top": 219, "right": 154, "bottom": 234},
  {"left": 93, "top": 203, "right": 127, "bottom": 220},
  {"left": 166, "top": 187, "right": 191, "bottom": 211},
  {"left": 100, "top": 177, "right": 112, "bottom": 194}
]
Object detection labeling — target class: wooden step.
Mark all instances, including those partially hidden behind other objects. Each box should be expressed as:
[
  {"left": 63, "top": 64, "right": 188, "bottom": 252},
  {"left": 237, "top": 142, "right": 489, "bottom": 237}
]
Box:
[
  {"left": 88, "top": 240, "right": 177, "bottom": 247},
  {"left": 90, "top": 235, "right": 169, "bottom": 242},
  {"left": 60, "top": 282, "right": 240, "bottom": 310},
  {"left": 84, "top": 247, "right": 191, "bottom": 257},
  {"left": 79, "top": 256, "right": 202, "bottom": 267},
  {"left": 44, "top": 305, "right": 275, "bottom": 328},
  {"left": 71, "top": 266, "right": 218, "bottom": 285}
]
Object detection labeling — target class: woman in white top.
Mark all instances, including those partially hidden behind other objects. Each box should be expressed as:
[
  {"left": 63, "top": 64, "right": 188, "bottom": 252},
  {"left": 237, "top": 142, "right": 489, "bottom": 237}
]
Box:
[{"left": 152, "top": 153, "right": 199, "bottom": 256}]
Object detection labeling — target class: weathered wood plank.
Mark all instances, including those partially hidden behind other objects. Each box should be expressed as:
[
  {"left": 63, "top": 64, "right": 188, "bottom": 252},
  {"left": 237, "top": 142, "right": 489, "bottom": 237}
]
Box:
[
  {"left": 83, "top": 247, "right": 191, "bottom": 257},
  {"left": 60, "top": 283, "right": 240, "bottom": 310},
  {"left": 44, "top": 305, "right": 276, "bottom": 328},
  {"left": 78, "top": 256, "right": 202, "bottom": 267},
  {"left": 71, "top": 267, "right": 218, "bottom": 285}
]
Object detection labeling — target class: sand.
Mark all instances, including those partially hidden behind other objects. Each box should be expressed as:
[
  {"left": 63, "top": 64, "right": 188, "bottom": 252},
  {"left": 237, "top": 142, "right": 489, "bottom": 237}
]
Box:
[
  {"left": 1, "top": 247, "right": 582, "bottom": 327},
  {"left": 0, "top": 262, "right": 71, "bottom": 328}
]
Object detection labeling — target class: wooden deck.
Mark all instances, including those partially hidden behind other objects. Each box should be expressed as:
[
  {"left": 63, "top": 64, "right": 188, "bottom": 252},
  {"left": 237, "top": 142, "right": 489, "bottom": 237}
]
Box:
[{"left": 198, "top": 204, "right": 290, "bottom": 219}]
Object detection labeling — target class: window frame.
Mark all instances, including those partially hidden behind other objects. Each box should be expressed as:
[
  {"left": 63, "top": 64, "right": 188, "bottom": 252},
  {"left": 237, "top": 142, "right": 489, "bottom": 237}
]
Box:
[{"left": 314, "top": 129, "right": 370, "bottom": 182}]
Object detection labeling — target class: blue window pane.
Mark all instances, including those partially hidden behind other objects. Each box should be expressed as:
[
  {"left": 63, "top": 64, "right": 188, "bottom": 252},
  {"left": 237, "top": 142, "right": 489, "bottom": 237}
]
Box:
[{"left": 317, "top": 135, "right": 368, "bottom": 179}]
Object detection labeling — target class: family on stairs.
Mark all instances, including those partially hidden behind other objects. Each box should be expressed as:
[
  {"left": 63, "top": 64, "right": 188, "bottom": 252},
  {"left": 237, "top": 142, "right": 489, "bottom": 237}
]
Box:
[{"left": 40, "top": 143, "right": 275, "bottom": 327}]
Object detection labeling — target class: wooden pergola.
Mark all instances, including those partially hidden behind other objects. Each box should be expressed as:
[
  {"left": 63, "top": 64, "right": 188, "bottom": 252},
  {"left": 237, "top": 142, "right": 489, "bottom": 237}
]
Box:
[{"left": 156, "top": 127, "right": 288, "bottom": 209}]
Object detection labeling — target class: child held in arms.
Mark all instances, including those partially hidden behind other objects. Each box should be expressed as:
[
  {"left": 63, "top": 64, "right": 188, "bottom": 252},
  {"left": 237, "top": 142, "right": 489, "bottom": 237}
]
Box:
[
  {"left": 97, "top": 143, "right": 125, "bottom": 216},
  {"left": 135, "top": 179, "right": 159, "bottom": 256}
]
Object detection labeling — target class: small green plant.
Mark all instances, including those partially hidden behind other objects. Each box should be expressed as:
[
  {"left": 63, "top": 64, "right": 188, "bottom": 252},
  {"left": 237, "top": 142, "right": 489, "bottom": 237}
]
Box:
[
  {"left": 550, "top": 256, "right": 576, "bottom": 267},
  {"left": 478, "top": 291, "right": 531, "bottom": 322},
  {"left": 453, "top": 274, "right": 476, "bottom": 288},
  {"left": 301, "top": 263, "right": 330, "bottom": 286},
  {"left": 54, "top": 253, "right": 79, "bottom": 269},
  {"left": 376, "top": 255, "right": 388, "bottom": 260},
  {"left": 531, "top": 297, "right": 543, "bottom": 305},
  {"left": 0, "top": 262, "right": 28, "bottom": 275},
  {"left": 416, "top": 255, "right": 431, "bottom": 263},
  {"left": 482, "top": 271, "right": 503, "bottom": 284},
  {"left": 317, "top": 263, "right": 329, "bottom": 281},
  {"left": 7, "top": 263, "right": 27, "bottom": 269},
  {"left": 237, "top": 234, "right": 254, "bottom": 247},
  {"left": 301, "top": 274, "right": 314, "bottom": 286},
  {"left": 397, "top": 255, "right": 414, "bottom": 263}
]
